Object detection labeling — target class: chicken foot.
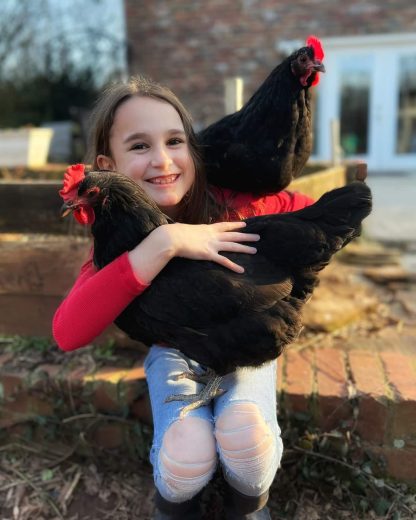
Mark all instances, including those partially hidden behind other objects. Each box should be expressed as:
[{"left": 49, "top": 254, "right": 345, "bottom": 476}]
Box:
[{"left": 165, "top": 368, "right": 226, "bottom": 419}]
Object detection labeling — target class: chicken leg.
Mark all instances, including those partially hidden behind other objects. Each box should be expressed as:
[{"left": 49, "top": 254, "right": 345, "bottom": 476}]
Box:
[{"left": 165, "top": 368, "right": 226, "bottom": 419}]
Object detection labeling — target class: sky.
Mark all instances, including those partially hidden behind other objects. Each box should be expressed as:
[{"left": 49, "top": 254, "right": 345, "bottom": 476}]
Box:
[{"left": 0, "top": 0, "right": 127, "bottom": 85}]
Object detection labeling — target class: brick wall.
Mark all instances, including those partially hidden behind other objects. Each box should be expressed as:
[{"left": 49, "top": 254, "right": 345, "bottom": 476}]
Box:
[{"left": 124, "top": 0, "right": 416, "bottom": 127}]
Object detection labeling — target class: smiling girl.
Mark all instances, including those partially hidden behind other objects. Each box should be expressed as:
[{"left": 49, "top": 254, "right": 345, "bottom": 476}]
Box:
[{"left": 53, "top": 76, "right": 313, "bottom": 519}]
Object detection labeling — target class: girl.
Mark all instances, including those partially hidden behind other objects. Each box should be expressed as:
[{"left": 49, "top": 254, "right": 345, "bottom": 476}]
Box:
[{"left": 53, "top": 76, "right": 314, "bottom": 519}]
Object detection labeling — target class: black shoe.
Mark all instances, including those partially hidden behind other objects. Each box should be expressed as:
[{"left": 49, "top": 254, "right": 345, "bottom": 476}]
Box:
[
  {"left": 252, "top": 506, "right": 272, "bottom": 519},
  {"left": 224, "top": 483, "right": 271, "bottom": 519},
  {"left": 153, "top": 489, "right": 202, "bottom": 519},
  {"left": 225, "top": 505, "right": 272, "bottom": 519}
]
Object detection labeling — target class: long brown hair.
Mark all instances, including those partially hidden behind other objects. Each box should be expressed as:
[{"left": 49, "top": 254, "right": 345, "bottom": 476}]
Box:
[{"left": 86, "top": 75, "right": 223, "bottom": 224}]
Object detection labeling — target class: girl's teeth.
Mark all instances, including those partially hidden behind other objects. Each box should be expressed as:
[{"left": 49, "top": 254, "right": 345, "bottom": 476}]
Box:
[{"left": 149, "top": 174, "right": 178, "bottom": 184}]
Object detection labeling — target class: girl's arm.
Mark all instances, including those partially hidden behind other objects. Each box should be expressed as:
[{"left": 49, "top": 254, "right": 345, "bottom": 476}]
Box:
[
  {"left": 52, "top": 251, "right": 150, "bottom": 352},
  {"left": 53, "top": 222, "right": 260, "bottom": 352}
]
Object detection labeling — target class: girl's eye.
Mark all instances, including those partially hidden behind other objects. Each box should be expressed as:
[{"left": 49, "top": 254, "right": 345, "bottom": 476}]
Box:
[
  {"left": 131, "top": 143, "right": 148, "bottom": 151},
  {"left": 168, "top": 137, "right": 184, "bottom": 146}
]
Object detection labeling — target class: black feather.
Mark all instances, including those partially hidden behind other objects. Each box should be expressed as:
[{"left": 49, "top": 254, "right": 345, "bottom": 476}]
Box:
[
  {"left": 76, "top": 171, "right": 371, "bottom": 375},
  {"left": 197, "top": 45, "right": 323, "bottom": 195}
]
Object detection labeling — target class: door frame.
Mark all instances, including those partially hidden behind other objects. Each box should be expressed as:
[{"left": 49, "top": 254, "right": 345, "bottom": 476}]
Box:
[{"left": 315, "top": 32, "right": 416, "bottom": 171}]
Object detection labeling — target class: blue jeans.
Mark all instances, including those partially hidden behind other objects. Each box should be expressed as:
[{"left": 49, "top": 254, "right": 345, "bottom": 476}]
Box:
[{"left": 144, "top": 345, "right": 283, "bottom": 502}]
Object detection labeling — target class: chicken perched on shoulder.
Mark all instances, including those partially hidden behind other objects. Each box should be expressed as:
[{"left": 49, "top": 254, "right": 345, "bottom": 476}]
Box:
[
  {"left": 198, "top": 36, "right": 325, "bottom": 195},
  {"left": 60, "top": 166, "right": 371, "bottom": 416}
]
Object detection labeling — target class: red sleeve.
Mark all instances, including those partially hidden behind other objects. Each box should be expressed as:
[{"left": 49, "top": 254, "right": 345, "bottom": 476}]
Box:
[
  {"left": 211, "top": 186, "right": 314, "bottom": 218},
  {"left": 259, "top": 190, "right": 315, "bottom": 214},
  {"left": 52, "top": 251, "right": 150, "bottom": 352}
]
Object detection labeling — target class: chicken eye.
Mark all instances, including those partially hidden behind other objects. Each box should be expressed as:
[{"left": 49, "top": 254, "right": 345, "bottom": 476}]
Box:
[{"left": 86, "top": 187, "right": 100, "bottom": 198}]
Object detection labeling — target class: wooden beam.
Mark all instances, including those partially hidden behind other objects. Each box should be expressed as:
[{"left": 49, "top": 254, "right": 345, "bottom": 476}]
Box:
[{"left": 0, "top": 180, "right": 86, "bottom": 234}]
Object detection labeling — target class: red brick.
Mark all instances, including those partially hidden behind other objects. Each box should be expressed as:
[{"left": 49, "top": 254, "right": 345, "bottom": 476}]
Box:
[
  {"left": 0, "top": 371, "right": 26, "bottom": 399},
  {"left": 315, "top": 348, "right": 348, "bottom": 397},
  {"left": 91, "top": 380, "right": 143, "bottom": 413},
  {"left": 348, "top": 351, "right": 387, "bottom": 397},
  {"left": 348, "top": 351, "right": 390, "bottom": 444},
  {"left": 389, "top": 401, "right": 416, "bottom": 441},
  {"left": 131, "top": 394, "right": 153, "bottom": 425},
  {"left": 283, "top": 349, "right": 315, "bottom": 412},
  {"left": 77, "top": 363, "right": 146, "bottom": 413},
  {"left": 0, "top": 394, "right": 53, "bottom": 428},
  {"left": 380, "top": 352, "right": 416, "bottom": 400},
  {"left": 355, "top": 397, "right": 388, "bottom": 444},
  {"left": 315, "top": 348, "right": 351, "bottom": 430},
  {"left": 366, "top": 444, "right": 416, "bottom": 481},
  {"left": 93, "top": 423, "right": 126, "bottom": 450},
  {"left": 379, "top": 352, "right": 416, "bottom": 440}
]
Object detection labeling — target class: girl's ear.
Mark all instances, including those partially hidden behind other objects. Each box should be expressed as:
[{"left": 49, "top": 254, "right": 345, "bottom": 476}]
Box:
[{"left": 97, "top": 154, "right": 115, "bottom": 171}]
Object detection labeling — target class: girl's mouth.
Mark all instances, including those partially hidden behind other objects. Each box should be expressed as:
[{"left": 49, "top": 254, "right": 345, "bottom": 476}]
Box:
[{"left": 147, "top": 174, "right": 180, "bottom": 185}]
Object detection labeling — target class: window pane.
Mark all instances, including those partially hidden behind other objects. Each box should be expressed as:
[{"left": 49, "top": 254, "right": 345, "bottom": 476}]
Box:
[
  {"left": 339, "top": 57, "right": 371, "bottom": 156},
  {"left": 396, "top": 55, "right": 416, "bottom": 154}
]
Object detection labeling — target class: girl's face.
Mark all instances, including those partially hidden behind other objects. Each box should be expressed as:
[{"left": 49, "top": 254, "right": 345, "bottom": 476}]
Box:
[{"left": 97, "top": 96, "right": 195, "bottom": 219}]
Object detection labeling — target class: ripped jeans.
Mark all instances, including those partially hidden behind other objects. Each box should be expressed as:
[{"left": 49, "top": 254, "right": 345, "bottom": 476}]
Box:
[{"left": 144, "top": 345, "right": 283, "bottom": 503}]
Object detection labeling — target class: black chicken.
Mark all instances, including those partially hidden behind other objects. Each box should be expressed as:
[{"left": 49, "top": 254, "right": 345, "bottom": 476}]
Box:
[
  {"left": 197, "top": 36, "right": 325, "bottom": 195},
  {"left": 60, "top": 169, "right": 371, "bottom": 415}
]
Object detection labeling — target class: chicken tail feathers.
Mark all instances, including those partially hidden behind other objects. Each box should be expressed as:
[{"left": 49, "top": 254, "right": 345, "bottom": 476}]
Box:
[
  {"left": 292, "top": 180, "right": 372, "bottom": 267},
  {"left": 300, "top": 181, "right": 372, "bottom": 239},
  {"left": 243, "top": 181, "right": 372, "bottom": 288}
]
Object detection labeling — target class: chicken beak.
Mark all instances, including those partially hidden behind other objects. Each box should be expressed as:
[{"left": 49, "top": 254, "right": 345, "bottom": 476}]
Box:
[
  {"left": 313, "top": 60, "right": 325, "bottom": 73},
  {"left": 60, "top": 201, "right": 75, "bottom": 218}
]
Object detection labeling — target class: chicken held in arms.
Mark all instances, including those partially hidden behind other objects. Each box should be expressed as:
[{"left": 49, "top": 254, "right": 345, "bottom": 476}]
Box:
[
  {"left": 197, "top": 35, "right": 325, "bottom": 195},
  {"left": 60, "top": 166, "right": 372, "bottom": 417}
]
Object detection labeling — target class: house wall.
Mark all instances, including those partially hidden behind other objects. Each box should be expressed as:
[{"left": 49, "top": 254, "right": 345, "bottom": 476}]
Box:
[{"left": 124, "top": 0, "right": 416, "bottom": 128}]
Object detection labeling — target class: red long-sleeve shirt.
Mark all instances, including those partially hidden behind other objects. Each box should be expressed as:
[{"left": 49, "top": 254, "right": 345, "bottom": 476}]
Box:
[{"left": 53, "top": 188, "right": 314, "bottom": 351}]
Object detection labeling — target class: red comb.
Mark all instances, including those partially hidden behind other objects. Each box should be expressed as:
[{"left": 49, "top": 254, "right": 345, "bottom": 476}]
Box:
[
  {"left": 306, "top": 35, "right": 324, "bottom": 61},
  {"left": 59, "top": 163, "right": 86, "bottom": 201}
]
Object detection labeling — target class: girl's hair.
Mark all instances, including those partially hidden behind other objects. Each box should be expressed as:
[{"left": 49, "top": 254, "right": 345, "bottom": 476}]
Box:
[{"left": 86, "top": 75, "right": 223, "bottom": 224}]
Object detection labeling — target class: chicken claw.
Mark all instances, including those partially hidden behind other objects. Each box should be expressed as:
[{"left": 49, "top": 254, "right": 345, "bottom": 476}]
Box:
[{"left": 165, "top": 369, "right": 226, "bottom": 419}]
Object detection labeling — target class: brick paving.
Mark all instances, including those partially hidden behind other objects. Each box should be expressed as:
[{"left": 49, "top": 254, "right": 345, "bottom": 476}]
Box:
[
  {"left": 1, "top": 234, "right": 416, "bottom": 482},
  {"left": 2, "top": 325, "right": 416, "bottom": 480}
]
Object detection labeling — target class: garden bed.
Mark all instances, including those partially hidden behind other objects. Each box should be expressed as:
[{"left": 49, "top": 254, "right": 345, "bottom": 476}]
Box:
[
  {"left": 0, "top": 163, "right": 347, "bottom": 234},
  {"left": 0, "top": 162, "right": 348, "bottom": 339}
]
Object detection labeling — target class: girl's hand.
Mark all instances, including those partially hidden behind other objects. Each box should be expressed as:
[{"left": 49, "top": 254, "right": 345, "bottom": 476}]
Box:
[{"left": 161, "top": 221, "right": 260, "bottom": 273}]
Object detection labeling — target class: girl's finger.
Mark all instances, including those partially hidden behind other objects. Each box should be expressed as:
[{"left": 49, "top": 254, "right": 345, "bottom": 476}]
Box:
[
  {"left": 219, "top": 232, "right": 260, "bottom": 242},
  {"left": 214, "top": 221, "right": 247, "bottom": 231},
  {"left": 220, "top": 243, "right": 257, "bottom": 254},
  {"left": 214, "top": 254, "right": 245, "bottom": 273}
]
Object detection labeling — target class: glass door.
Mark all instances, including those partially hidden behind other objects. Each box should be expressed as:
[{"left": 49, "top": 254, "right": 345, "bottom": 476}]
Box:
[
  {"left": 393, "top": 53, "right": 416, "bottom": 164},
  {"left": 338, "top": 56, "right": 372, "bottom": 157},
  {"left": 316, "top": 35, "right": 416, "bottom": 171}
]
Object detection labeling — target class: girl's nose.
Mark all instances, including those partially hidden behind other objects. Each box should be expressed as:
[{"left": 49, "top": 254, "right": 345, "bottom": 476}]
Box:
[{"left": 150, "top": 147, "right": 173, "bottom": 169}]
